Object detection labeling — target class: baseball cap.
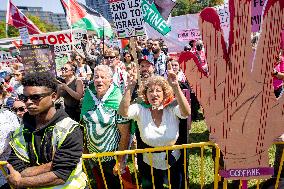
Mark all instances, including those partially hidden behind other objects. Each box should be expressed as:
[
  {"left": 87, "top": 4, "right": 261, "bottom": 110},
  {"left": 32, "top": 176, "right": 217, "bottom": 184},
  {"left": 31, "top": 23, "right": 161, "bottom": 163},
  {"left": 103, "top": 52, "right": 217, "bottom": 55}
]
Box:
[{"left": 138, "top": 57, "right": 154, "bottom": 65}]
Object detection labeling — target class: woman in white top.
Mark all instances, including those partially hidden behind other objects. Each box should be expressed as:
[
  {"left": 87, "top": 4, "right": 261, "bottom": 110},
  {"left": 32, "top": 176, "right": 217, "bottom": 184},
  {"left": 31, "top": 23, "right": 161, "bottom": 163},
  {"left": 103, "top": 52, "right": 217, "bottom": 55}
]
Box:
[{"left": 118, "top": 63, "right": 191, "bottom": 189}]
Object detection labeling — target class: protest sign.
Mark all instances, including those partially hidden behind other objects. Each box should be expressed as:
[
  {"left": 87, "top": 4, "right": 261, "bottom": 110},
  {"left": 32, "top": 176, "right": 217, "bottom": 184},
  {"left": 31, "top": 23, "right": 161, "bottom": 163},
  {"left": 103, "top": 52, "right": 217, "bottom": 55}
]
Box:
[
  {"left": 180, "top": 0, "right": 284, "bottom": 180},
  {"left": 178, "top": 29, "right": 201, "bottom": 41},
  {"left": 145, "top": 3, "right": 230, "bottom": 53},
  {"left": 251, "top": 0, "right": 266, "bottom": 32},
  {"left": 0, "top": 40, "right": 19, "bottom": 65},
  {"left": 0, "top": 29, "right": 87, "bottom": 55},
  {"left": 0, "top": 50, "right": 19, "bottom": 66},
  {"left": 19, "top": 44, "right": 56, "bottom": 76},
  {"left": 142, "top": 0, "right": 171, "bottom": 36},
  {"left": 214, "top": 2, "right": 230, "bottom": 42},
  {"left": 19, "top": 27, "right": 31, "bottom": 45},
  {"left": 109, "top": 0, "right": 144, "bottom": 38}
]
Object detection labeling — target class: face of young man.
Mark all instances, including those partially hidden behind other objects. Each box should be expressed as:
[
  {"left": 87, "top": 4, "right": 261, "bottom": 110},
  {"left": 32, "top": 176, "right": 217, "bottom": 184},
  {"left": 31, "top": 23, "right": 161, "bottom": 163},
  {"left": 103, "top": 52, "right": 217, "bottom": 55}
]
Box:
[
  {"left": 23, "top": 86, "right": 56, "bottom": 116},
  {"left": 152, "top": 41, "right": 161, "bottom": 54}
]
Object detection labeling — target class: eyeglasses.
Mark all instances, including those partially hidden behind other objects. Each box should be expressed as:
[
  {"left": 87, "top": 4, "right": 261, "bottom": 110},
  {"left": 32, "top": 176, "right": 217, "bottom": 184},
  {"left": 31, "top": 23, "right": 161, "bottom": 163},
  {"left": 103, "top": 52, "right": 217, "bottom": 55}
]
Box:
[
  {"left": 61, "top": 67, "right": 71, "bottom": 72},
  {"left": 104, "top": 56, "right": 116, "bottom": 60},
  {"left": 20, "top": 92, "right": 52, "bottom": 103},
  {"left": 12, "top": 106, "right": 26, "bottom": 112}
]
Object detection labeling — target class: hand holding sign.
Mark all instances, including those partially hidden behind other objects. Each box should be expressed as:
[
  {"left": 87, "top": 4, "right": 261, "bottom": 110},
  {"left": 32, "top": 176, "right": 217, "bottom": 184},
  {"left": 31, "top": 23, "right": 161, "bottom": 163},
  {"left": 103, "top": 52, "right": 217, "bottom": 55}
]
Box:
[{"left": 180, "top": 0, "right": 284, "bottom": 179}]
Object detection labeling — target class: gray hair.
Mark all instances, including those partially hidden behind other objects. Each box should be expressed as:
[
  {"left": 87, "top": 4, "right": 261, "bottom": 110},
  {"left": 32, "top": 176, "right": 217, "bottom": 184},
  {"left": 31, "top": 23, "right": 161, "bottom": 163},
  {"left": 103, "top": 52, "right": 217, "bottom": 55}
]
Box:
[{"left": 93, "top": 65, "right": 113, "bottom": 79}]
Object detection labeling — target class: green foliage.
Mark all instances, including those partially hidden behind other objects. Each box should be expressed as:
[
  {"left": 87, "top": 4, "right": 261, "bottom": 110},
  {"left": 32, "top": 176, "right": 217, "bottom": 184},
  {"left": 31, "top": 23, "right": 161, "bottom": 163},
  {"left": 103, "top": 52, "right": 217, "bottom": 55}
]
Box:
[
  {"left": 27, "top": 14, "right": 58, "bottom": 33},
  {"left": 0, "top": 21, "right": 19, "bottom": 39},
  {"left": 172, "top": 0, "right": 224, "bottom": 16}
]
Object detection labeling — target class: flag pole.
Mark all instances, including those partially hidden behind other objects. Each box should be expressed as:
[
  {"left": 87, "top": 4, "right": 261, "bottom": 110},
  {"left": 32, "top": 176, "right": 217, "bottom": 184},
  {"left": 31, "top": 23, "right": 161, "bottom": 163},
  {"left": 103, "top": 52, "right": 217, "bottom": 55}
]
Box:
[
  {"left": 102, "top": 24, "right": 105, "bottom": 55},
  {"left": 67, "top": 0, "right": 73, "bottom": 54},
  {"left": 5, "top": 0, "right": 10, "bottom": 38}
]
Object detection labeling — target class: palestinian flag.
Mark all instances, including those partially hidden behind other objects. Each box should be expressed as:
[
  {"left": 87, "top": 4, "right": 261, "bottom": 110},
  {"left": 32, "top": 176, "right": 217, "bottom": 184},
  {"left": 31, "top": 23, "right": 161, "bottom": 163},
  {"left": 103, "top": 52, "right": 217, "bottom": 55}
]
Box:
[{"left": 60, "top": 0, "right": 113, "bottom": 38}]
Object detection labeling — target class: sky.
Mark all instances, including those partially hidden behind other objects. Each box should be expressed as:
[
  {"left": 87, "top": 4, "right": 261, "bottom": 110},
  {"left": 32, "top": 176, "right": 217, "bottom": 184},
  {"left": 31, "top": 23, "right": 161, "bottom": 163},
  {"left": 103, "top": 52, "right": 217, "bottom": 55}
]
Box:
[{"left": 0, "top": 0, "right": 86, "bottom": 13}]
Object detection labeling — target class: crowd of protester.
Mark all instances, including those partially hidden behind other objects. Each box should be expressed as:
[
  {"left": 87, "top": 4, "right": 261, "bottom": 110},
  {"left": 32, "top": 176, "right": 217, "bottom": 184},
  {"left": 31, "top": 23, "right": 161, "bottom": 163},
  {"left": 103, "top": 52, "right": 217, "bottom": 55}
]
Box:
[{"left": 0, "top": 33, "right": 283, "bottom": 189}]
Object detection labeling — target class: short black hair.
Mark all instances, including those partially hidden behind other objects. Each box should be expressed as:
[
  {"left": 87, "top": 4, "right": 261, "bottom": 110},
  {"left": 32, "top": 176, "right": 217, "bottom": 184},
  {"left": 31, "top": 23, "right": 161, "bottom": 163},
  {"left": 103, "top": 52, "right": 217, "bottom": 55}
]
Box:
[{"left": 22, "top": 72, "right": 58, "bottom": 92}]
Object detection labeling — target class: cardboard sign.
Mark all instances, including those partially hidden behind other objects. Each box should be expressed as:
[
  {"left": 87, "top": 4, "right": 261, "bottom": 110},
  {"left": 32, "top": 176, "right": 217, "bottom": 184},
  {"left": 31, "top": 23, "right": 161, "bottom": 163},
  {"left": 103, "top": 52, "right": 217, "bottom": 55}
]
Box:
[
  {"left": 178, "top": 29, "right": 201, "bottom": 41},
  {"left": 19, "top": 44, "right": 56, "bottom": 76},
  {"left": 142, "top": 0, "right": 171, "bottom": 36},
  {"left": 19, "top": 27, "right": 31, "bottom": 45},
  {"left": 109, "top": 0, "right": 144, "bottom": 38},
  {"left": 251, "top": 0, "right": 266, "bottom": 32},
  {"left": 180, "top": 0, "right": 284, "bottom": 180}
]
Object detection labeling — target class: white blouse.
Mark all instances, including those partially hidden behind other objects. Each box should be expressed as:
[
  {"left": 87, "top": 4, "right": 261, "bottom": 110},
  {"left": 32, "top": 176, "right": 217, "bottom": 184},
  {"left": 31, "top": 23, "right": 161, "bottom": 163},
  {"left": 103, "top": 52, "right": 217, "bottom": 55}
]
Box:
[{"left": 127, "top": 104, "right": 187, "bottom": 170}]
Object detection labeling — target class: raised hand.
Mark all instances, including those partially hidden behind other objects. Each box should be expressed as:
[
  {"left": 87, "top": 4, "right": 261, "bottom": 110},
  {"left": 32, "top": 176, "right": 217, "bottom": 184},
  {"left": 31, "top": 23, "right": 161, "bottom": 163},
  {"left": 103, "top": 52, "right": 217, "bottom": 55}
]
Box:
[
  {"left": 180, "top": 0, "right": 284, "bottom": 178},
  {"left": 167, "top": 62, "right": 179, "bottom": 89}
]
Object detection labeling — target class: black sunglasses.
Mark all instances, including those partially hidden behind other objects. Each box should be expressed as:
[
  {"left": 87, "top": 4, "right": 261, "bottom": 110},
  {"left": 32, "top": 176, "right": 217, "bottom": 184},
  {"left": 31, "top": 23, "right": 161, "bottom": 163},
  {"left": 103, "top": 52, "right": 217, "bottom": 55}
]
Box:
[
  {"left": 61, "top": 67, "right": 71, "bottom": 71},
  {"left": 104, "top": 56, "right": 116, "bottom": 59},
  {"left": 20, "top": 92, "right": 52, "bottom": 103},
  {"left": 12, "top": 106, "right": 26, "bottom": 112}
]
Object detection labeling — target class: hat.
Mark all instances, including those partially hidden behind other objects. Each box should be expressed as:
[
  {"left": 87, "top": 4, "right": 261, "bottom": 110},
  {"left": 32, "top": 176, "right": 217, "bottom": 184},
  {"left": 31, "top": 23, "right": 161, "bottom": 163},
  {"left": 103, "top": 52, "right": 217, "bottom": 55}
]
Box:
[{"left": 138, "top": 57, "right": 154, "bottom": 65}]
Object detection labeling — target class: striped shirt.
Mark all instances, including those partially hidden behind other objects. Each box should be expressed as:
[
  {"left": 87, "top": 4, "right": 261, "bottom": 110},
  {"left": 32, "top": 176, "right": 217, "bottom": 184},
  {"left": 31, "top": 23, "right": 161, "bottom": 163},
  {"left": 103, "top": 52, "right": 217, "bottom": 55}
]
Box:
[{"left": 82, "top": 84, "right": 129, "bottom": 162}]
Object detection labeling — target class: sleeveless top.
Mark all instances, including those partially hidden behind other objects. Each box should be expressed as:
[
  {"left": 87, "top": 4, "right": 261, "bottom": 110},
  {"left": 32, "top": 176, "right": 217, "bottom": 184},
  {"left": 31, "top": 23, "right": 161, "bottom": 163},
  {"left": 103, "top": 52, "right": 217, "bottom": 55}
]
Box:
[{"left": 60, "top": 79, "right": 80, "bottom": 109}]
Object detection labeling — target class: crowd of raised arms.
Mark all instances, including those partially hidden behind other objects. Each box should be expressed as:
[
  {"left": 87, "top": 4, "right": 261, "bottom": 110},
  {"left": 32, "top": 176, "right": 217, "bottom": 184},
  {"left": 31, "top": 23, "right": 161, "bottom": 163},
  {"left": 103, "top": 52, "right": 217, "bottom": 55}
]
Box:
[{"left": 0, "top": 34, "right": 283, "bottom": 189}]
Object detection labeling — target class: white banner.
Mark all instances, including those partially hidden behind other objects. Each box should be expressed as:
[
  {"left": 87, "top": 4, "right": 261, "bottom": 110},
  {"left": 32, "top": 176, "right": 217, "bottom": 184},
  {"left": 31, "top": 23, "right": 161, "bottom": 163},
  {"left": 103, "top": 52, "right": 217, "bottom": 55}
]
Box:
[{"left": 145, "top": 3, "right": 230, "bottom": 53}]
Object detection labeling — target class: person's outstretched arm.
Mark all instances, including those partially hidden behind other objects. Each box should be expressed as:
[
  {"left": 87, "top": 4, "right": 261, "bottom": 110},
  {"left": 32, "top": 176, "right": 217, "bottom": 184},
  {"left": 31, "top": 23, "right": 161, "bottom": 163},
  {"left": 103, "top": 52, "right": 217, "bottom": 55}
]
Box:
[{"left": 118, "top": 71, "right": 137, "bottom": 117}]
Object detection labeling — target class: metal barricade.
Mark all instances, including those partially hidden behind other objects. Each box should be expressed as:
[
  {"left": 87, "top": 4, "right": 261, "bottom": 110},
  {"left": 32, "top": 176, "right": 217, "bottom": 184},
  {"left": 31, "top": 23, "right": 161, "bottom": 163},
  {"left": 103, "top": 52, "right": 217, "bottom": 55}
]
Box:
[{"left": 1, "top": 142, "right": 284, "bottom": 189}]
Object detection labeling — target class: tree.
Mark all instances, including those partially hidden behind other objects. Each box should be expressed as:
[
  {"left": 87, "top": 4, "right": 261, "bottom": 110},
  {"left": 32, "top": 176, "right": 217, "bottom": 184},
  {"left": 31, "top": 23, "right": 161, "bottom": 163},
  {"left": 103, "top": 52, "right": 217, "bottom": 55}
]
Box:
[
  {"left": 27, "top": 14, "right": 58, "bottom": 33},
  {"left": 172, "top": 0, "right": 224, "bottom": 16}
]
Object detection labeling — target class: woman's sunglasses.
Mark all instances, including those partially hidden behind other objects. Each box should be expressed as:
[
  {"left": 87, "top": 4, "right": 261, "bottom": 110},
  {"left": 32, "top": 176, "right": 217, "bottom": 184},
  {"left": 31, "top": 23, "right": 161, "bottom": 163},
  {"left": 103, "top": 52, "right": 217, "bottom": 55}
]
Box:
[
  {"left": 104, "top": 56, "right": 116, "bottom": 60},
  {"left": 12, "top": 106, "right": 26, "bottom": 112},
  {"left": 61, "top": 67, "right": 71, "bottom": 72}
]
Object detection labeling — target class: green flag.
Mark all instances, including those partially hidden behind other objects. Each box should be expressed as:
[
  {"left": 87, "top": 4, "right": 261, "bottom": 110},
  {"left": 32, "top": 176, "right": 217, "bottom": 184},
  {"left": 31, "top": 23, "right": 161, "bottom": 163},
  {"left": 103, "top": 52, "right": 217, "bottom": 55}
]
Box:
[{"left": 142, "top": 0, "right": 171, "bottom": 35}]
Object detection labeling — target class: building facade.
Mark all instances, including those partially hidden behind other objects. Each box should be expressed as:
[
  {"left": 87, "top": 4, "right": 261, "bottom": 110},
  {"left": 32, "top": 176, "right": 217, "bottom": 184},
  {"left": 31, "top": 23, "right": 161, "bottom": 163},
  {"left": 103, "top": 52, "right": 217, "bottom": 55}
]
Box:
[
  {"left": 85, "top": 0, "right": 113, "bottom": 22},
  {"left": 0, "top": 6, "right": 69, "bottom": 31}
]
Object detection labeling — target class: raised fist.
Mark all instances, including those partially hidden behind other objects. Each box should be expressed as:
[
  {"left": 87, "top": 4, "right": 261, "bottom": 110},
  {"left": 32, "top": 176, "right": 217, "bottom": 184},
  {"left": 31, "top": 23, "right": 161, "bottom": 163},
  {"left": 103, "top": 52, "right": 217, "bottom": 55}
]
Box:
[{"left": 179, "top": 0, "right": 284, "bottom": 179}]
